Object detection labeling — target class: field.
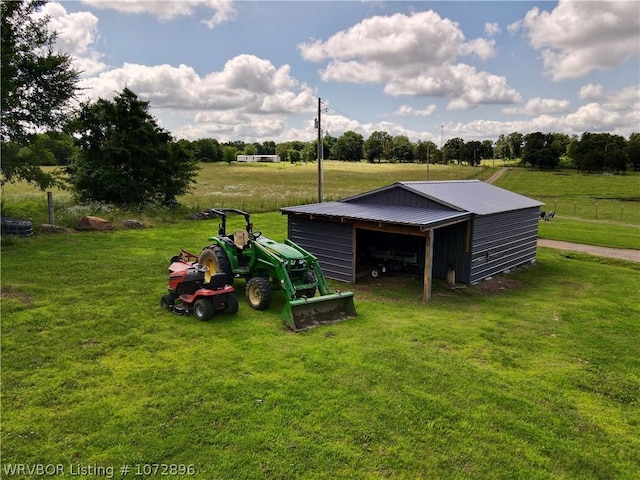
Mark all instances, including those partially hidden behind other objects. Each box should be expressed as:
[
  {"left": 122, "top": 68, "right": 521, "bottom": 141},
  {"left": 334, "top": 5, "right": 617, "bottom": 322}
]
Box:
[
  {"left": 2, "top": 163, "right": 640, "bottom": 479},
  {"left": 1, "top": 162, "right": 638, "bottom": 249}
]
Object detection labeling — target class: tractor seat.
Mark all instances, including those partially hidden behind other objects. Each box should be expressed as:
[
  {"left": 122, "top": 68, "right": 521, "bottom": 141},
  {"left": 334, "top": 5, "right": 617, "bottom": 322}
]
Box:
[{"left": 233, "top": 230, "right": 249, "bottom": 249}]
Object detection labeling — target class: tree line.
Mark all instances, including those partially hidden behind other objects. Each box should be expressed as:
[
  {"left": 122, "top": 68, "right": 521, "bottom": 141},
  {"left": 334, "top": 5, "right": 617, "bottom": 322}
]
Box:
[{"left": 21, "top": 124, "right": 640, "bottom": 172}]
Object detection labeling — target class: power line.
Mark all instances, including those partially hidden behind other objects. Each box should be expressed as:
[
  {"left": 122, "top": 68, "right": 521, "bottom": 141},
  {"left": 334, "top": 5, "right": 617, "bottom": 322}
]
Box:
[{"left": 323, "top": 103, "right": 368, "bottom": 125}]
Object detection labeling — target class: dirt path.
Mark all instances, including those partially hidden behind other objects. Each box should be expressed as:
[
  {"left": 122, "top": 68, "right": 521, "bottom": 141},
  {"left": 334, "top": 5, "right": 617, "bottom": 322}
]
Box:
[
  {"left": 485, "top": 167, "right": 508, "bottom": 184},
  {"left": 538, "top": 239, "right": 640, "bottom": 263}
]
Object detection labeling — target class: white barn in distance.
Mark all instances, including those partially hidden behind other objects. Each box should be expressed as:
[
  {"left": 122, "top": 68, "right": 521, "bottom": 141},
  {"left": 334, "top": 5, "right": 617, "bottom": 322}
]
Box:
[{"left": 236, "top": 155, "right": 281, "bottom": 163}]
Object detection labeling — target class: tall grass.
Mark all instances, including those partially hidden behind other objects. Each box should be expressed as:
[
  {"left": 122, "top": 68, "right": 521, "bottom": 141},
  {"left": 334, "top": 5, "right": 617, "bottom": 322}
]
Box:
[
  {"left": 2, "top": 163, "right": 638, "bottom": 249},
  {"left": 1, "top": 162, "right": 489, "bottom": 226}
]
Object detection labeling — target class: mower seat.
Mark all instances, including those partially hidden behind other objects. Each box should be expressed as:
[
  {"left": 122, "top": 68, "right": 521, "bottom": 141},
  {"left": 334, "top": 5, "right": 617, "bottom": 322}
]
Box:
[{"left": 207, "top": 272, "right": 229, "bottom": 289}]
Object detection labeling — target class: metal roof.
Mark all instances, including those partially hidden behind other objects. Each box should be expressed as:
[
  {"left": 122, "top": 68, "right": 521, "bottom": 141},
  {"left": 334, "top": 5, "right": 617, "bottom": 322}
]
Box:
[
  {"left": 281, "top": 201, "right": 472, "bottom": 230},
  {"left": 345, "top": 180, "right": 543, "bottom": 215}
]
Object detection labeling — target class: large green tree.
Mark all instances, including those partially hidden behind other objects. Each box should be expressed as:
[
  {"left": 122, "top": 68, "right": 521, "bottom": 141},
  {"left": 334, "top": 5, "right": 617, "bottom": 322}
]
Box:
[
  {"left": 442, "top": 137, "right": 465, "bottom": 164},
  {"left": 627, "top": 133, "right": 640, "bottom": 171},
  {"left": 67, "top": 88, "right": 198, "bottom": 206},
  {"left": 330, "top": 131, "right": 364, "bottom": 162},
  {"left": 414, "top": 140, "right": 438, "bottom": 164},
  {"left": 363, "top": 131, "right": 392, "bottom": 163},
  {"left": 1, "top": 0, "right": 79, "bottom": 188},
  {"left": 522, "top": 132, "right": 562, "bottom": 169},
  {"left": 390, "top": 135, "right": 414, "bottom": 163}
]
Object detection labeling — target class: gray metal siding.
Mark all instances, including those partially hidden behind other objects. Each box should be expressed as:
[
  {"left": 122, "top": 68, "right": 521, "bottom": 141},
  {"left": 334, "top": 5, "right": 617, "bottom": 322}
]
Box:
[
  {"left": 433, "top": 222, "right": 471, "bottom": 283},
  {"left": 469, "top": 208, "right": 540, "bottom": 283},
  {"left": 287, "top": 216, "right": 354, "bottom": 282},
  {"left": 347, "top": 187, "right": 453, "bottom": 211}
]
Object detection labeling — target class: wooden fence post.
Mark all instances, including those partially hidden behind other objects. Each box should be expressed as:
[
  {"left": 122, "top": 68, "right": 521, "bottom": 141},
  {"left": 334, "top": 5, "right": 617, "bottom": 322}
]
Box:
[{"left": 47, "top": 192, "right": 54, "bottom": 224}]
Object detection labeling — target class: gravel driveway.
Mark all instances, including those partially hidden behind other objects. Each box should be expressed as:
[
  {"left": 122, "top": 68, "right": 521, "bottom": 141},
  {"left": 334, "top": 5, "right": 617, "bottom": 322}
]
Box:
[{"left": 538, "top": 239, "right": 640, "bottom": 263}]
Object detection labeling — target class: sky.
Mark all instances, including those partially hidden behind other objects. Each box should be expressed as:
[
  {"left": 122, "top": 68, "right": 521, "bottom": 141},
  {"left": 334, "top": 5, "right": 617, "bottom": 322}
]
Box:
[{"left": 38, "top": 0, "right": 639, "bottom": 145}]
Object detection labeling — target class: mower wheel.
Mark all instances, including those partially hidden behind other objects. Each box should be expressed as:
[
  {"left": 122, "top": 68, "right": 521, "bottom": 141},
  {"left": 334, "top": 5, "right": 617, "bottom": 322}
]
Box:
[
  {"left": 160, "top": 294, "right": 175, "bottom": 310},
  {"left": 199, "top": 246, "right": 233, "bottom": 285},
  {"left": 193, "top": 298, "right": 215, "bottom": 321},
  {"left": 224, "top": 293, "right": 239, "bottom": 314},
  {"left": 246, "top": 277, "right": 272, "bottom": 310}
]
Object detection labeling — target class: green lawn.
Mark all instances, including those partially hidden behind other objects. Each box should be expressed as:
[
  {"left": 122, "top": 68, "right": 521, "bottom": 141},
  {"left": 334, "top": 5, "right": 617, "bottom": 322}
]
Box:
[{"left": 2, "top": 213, "right": 639, "bottom": 479}]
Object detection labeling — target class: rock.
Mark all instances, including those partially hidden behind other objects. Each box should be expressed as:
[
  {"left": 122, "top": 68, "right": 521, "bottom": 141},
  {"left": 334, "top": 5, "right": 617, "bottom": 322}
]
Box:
[
  {"left": 122, "top": 219, "right": 145, "bottom": 229},
  {"left": 76, "top": 216, "right": 113, "bottom": 231},
  {"left": 40, "top": 223, "right": 67, "bottom": 233}
]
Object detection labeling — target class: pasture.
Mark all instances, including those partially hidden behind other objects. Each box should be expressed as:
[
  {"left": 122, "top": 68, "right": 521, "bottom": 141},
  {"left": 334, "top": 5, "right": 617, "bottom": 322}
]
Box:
[
  {"left": 1, "top": 162, "right": 638, "bottom": 249},
  {"left": 2, "top": 163, "right": 639, "bottom": 478}
]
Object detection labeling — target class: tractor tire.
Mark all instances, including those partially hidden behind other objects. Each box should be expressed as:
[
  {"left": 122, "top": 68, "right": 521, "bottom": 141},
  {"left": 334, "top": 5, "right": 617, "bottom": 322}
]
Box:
[
  {"left": 160, "top": 294, "right": 175, "bottom": 309},
  {"left": 193, "top": 298, "right": 215, "bottom": 321},
  {"left": 199, "top": 245, "right": 233, "bottom": 285},
  {"left": 224, "top": 293, "right": 239, "bottom": 314},
  {"left": 246, "top": 277, "right": 272, "bottom": 310},
  {"left": 296, "top": 270, "right": 317, "bottom": 299}
]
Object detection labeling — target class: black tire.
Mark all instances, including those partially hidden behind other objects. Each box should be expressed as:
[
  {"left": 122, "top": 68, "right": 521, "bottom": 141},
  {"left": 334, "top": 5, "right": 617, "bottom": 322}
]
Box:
[
  {"left": 224, "top": 293, "right": 239, "bottom": 314},
  {"left": 199, "top": 245, "right": 233, "bottom": 285},
  {"left": 160, "top": 294, "right": 175, "bottom": 309},
  {"left": 296, "top": 270, "right": 317, "bottom": 298},
  {"left": 371, "top": 267, "right": 381, "bottom": 278},
  {"left": 193, "top": 298, "right": 215, "bottom": 321},
  {"left": 246, "top": 277, "right": 272, "bottom": 310}
]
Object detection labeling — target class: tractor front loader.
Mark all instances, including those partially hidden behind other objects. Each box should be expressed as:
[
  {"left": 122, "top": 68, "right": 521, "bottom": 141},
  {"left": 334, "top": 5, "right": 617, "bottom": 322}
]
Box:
[{"left": 195, "top": 208, "right": 356, "bottom": 331}]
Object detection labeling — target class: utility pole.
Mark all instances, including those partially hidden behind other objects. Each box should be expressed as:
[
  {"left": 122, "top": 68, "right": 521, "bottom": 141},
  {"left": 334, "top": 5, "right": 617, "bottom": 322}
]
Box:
[
  {"left": 317, "top": 97, "right": 324, "bottom": 203},
  {"left": 426, "top": 143, "right": 430, "bottom": 181}
]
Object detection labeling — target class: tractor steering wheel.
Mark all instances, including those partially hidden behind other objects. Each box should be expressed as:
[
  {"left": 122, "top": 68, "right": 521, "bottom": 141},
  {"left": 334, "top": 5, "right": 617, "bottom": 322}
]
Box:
[{"left": 252, "top": 231, "right": 262, "bottom": 239}]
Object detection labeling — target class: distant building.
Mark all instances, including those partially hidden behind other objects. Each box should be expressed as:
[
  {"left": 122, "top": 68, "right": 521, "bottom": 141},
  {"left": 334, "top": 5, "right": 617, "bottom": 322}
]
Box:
[{"left": 236, "top": 155, "right": 281, "bottom": 163}]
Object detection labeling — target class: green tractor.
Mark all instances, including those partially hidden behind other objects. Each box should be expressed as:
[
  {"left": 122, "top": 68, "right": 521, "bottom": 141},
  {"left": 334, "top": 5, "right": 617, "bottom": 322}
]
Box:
[{"left": 195, "top": 208, "right": 356, "bottom": 331}]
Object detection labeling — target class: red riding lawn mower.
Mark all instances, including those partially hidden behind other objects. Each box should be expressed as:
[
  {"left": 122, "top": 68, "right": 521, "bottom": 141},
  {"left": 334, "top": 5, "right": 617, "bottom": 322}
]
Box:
[{"left": 161, "top": 251, "right": 239, "bottom": 321}]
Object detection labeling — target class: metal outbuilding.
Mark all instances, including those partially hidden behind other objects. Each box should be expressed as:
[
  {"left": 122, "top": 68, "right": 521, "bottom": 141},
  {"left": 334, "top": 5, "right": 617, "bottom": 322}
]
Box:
[{"left": 281, "top": 180, "right": 543, "bottom": 301}]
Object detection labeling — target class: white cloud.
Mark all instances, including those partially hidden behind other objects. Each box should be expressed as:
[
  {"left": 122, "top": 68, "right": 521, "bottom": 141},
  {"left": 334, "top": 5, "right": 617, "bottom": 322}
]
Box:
[
  {"left": 78, "top": 55, "right": 315, "bottom": 112},
  {"left": 503, "top": 97, "right": 570, "bottom": 115},
  {"left": 299, "top": 11, "right": 464, "bottom": 66},
  {"left": 578, "top": 84, "right": 639, "bottom": 111},
  {"left": 33, "top": 2, "right": 106, "bottom": 76},
  {"left": 81, "top": 0, "right": 236, "bottom": 27},
  {"left": 578, "top": 83, "right": 605, "bottom": 101},
  {"left": 298, "top": 10, "right": 514, "bottom": 108},
  {"left": 517, "top": 0, "right": 640, "bottom": 80},
  {"left": 458, "top": 38, "right": 496, "bottom": 60},
  {"left": 485, "top": 22, "right": 501, "bottom": 36},
  {"left": 393, "top": 105, "right": 437, "bottom": 116},
  {"left": 77, "top": 55, "right": 316, "bottom": 141}
]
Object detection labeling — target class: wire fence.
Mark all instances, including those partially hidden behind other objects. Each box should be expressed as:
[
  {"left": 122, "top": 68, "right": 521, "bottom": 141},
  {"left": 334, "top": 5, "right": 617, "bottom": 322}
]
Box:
[{"left": 537, "top": 199, "right": 639, "bottom": 224}]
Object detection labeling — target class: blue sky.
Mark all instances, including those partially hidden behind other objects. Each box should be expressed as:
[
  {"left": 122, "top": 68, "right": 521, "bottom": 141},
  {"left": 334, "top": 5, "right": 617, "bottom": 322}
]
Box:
[{"left": 41, "top": 1, "right": 639, "bottom": 144}]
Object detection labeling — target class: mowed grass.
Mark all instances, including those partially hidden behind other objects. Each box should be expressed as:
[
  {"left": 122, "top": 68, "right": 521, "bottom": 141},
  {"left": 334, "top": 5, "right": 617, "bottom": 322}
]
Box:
[{"left": 2, "top": 213, "right": 639, "bottom": 479}]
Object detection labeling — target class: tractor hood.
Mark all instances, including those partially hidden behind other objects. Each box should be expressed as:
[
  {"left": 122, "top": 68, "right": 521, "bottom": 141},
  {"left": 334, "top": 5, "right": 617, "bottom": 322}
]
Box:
[{"left": 255, "top": 236, "right": 304, "bottom": 260}]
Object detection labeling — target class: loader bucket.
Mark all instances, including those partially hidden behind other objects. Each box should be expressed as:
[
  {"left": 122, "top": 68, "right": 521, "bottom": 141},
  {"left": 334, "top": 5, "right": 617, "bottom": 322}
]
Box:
[{"left": 281, "top": 292, "right": 357, "bottom": 331}]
